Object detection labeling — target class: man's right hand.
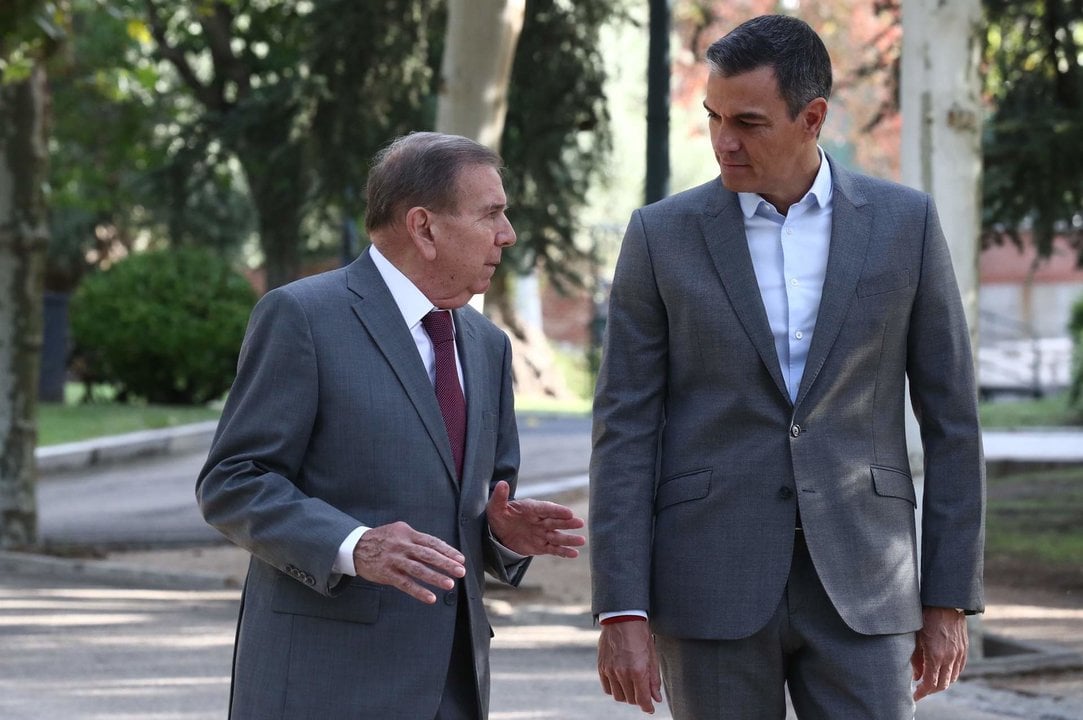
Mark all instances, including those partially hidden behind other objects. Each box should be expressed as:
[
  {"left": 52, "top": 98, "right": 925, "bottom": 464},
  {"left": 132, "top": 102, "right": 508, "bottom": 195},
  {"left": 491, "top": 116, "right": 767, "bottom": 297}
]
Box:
[
  {"left": 352, "top": 521, "right": 466, "bottom": 604},
  {"left": 597, "top": 620, "right": 663, "bottom": 714}
]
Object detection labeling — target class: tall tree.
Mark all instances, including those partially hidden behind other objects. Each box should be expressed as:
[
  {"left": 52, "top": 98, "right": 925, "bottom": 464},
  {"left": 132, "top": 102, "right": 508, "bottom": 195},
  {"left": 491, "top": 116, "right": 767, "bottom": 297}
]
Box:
[
  {"left": 135, "top": 0, "right": 437, "bottom": 289},
  {"left": 982, "top": 0, "right": 1083, "bottom": 261},
  {"left": 0, "top": 0, "right": 52, "bottom": 548}
]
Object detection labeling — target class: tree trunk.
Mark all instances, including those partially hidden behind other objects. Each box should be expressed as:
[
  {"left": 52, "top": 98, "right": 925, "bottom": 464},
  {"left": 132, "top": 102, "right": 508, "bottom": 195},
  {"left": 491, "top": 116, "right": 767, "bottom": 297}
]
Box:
[
  {"left": 0, "top": 63, "right": 48, "bottom": 549},
  {"left": 436, "top": 0, "right": 525, "bottom": 149},
  {"left": 236, "top": 131, "right": 305, "bottom": 292},
  {"left": 900, "top": 0, "right": 984, "bottom": 655},
  {"left": 436, "top": 0, "right": 569, "bottom": 400}
]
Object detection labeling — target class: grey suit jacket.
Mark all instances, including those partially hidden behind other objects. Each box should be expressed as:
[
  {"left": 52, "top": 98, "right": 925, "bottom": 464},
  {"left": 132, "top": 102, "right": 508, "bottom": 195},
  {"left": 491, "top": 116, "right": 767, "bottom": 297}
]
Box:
[
  {"left": 590, "top": 158, "right": 985, "bottom": 639},
  {"left": 197, "top": 250, "right": 527, "bottom": 719}
]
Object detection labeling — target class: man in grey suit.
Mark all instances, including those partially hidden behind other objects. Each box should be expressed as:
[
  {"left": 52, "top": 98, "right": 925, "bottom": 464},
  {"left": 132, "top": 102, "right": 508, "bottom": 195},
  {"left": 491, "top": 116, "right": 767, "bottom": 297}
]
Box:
[
  {"left": 198, "top": 131, "right": 585, "bottom": 719},
  {"left": 590, "top": 15, "right": 984, "bottom": 719}
]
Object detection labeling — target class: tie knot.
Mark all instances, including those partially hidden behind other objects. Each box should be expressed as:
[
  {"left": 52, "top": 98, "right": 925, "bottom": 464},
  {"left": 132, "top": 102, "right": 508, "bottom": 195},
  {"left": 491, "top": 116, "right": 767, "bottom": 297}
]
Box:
[{"left": 422, "top": 310, "right": 455, "bottom": 345}]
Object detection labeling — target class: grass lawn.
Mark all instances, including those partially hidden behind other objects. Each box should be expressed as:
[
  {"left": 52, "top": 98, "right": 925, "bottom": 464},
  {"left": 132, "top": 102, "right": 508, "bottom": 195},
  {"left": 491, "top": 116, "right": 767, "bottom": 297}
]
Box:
[
  {"left": 985, "top": 464, "right": 1083, "bottom": 593},
  {"left": 979, "top": 393, "right": 1083, "bottom": 428},
  {"left": 38, "top": 401, "right": 222, "bottom": 446}
]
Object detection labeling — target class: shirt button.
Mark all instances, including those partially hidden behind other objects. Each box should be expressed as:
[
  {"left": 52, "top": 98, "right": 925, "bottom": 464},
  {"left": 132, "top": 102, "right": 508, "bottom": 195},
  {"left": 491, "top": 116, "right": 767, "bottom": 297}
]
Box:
[
  {"left": 790, "top": 278, "right": 799, "bottom": 286},
  {"left": 795, "top": 330, "right": 804, "bottom": 340},
  {"left": 785, "top": 228, "right": 794, "bottom": 236},
  {"left": 791, "top": 424, "right": 802, "bottom": 437}
]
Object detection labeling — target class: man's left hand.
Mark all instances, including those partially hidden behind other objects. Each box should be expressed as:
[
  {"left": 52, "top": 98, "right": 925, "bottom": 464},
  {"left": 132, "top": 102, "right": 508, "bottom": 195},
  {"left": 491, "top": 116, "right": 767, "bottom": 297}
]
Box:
[
  {"left": 911, "top": 606, "right": 968, "bottom": 701},
  {"left": 486, "top": 480, "right": 586, "bottom": 557}
]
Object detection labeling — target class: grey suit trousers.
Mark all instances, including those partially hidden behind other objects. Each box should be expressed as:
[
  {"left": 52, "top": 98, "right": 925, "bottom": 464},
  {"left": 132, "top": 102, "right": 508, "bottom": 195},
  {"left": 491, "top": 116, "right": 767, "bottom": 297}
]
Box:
[{"left": 655, "top": 532, "right": 916, "bottom": 720}]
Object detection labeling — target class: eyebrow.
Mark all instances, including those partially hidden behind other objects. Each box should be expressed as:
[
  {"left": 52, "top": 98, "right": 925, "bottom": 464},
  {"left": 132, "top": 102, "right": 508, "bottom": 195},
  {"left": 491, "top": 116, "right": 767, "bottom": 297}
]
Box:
[{"left": 702, "top": 100, "right": 768, "bottom": 123}]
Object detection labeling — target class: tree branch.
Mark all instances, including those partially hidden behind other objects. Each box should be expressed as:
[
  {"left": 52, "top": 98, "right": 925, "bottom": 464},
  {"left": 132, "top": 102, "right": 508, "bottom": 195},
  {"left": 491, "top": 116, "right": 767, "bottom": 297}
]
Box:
[
  {"left": 199, "top": 2, "right": 250, "bottom": 102},
  {"left": 143, "top": 0, "right": 223, "bottom": 111}
]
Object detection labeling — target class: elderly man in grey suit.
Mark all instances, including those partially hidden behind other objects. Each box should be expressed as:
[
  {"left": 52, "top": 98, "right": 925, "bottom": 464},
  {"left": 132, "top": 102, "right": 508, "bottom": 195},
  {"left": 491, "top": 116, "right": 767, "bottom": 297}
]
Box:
[
  {"left": 197, "top": 131, "right": 585, "bottom": 720},
  {"left": 590, "top": 15, "right": 984, "bottom": 719}
]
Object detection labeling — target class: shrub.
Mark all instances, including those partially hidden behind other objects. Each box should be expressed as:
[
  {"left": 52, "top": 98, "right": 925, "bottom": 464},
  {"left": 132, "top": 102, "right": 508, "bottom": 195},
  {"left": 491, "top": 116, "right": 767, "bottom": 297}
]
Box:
[
  {"left": 1070, "top": 294, "right": 1083, "bottom": 411},
  {"left": 70, "top": 247, "right": 256, "bottom": 405}
]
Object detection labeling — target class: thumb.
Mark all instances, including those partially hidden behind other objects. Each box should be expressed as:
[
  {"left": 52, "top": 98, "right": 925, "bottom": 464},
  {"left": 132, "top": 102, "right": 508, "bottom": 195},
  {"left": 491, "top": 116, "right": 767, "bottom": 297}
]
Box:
[{"left": 490, "top": 480, "right": 511, "bottom": 507}]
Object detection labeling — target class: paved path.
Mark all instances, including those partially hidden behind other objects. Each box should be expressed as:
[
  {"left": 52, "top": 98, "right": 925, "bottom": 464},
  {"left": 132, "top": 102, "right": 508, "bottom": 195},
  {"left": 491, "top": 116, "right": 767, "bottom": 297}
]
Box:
[
  {"left": 2, "top": 568, "right": 1079, "bottom": 719},
  {"left": 6, "top": 418, "right": 1080, "bottom": 718}
]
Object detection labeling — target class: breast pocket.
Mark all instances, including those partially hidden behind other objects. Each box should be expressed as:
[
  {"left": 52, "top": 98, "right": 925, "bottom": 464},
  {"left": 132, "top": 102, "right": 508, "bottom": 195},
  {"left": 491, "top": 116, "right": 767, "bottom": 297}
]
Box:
[{"left": 857, "top": 269, "right": 911, "bottom": 298}]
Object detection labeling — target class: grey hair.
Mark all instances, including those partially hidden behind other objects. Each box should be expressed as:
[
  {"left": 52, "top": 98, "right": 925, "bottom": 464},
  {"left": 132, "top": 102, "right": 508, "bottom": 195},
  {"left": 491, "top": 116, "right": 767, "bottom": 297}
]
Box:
[{"left": 364, "top": 132, "right": 502, "bottom": 234}]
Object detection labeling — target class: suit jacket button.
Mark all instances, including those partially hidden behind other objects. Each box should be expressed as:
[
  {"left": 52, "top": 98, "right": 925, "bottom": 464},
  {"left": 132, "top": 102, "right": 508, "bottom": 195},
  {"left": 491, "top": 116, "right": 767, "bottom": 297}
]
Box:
[
  {"left": 778, "top": 486, "right": 794, "bottom": 500},
  {"left": 444, "top": 590, "right": 457, "bottom": 606},
  {"left": 790, "top": 424, "right": 801, "bottom": 437}
]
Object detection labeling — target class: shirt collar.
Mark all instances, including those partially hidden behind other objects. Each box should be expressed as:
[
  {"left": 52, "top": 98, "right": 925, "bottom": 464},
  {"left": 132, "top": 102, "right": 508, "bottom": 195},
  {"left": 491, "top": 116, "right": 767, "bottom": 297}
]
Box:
[
  {"left": 737, "top": 146, "right": 833, "bottom": 219},
  {"left": 368, "top": 244, "right": 438, "bottom": 330}
]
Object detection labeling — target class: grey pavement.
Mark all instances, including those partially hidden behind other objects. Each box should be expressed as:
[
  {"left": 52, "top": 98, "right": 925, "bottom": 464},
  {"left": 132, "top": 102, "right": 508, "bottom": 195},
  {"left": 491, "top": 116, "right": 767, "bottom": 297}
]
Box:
[{"left": 1, "top": 418, "right": 1079, "bottom": 719}]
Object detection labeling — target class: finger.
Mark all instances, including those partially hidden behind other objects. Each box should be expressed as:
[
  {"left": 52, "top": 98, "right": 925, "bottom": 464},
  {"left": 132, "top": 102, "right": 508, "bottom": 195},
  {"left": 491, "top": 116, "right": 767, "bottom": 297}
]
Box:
[
  {"left": 910, "top": 646, "right": 923, "bottom": 681},
  {"left": 399, "top": 558, "right": 461, "bottom": 591},
  {"left": 548, "top": 530, "right": 587, "bottom": 547},
  {"left": 633, "top": 678, "right": 656, "bottom": 714},
  {"left": 610, "top": 676, "right": 628, "bottom": 703},
  {"left": 411, "top": 531, "right": 467, "bottom": 565},
  {"left": 599, "top": 670, "right": 613, "bottom": 696},
  {"left": 409, "top": 545, "right": 467, "bottom": 579},
  {"left": 391, "top": 574, "right": 439, "bottom": 604},
  {"left": 913, "top": 668, "right": 938, "bottom": 701}
]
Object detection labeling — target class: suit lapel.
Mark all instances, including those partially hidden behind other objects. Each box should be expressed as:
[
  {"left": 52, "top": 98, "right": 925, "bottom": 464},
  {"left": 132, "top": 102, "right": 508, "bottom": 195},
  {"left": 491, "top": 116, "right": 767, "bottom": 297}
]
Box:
[
  {"left": 700, "top": 183, "right": 790, "bottom": 402},
  {"left": 794, "top": 162, "right": 872, "bottom": 407},
  {"left": 454, "top": 307, "right": 485, "bottom": 488},
  {"left": 346, "top": 252, "right": 458, "bottom": 484}
]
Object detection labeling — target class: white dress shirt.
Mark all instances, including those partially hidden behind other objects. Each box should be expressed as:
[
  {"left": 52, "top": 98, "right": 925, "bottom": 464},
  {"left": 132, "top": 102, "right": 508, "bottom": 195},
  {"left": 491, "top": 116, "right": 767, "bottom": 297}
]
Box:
[{"left": 738, "top": 147, "right": 833, "bottom": 403}]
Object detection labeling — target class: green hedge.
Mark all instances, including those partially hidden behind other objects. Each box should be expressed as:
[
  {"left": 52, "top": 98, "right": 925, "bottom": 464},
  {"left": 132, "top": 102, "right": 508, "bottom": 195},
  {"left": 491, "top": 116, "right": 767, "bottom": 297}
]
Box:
[{"left": 71, "top": 248, "right": 255, "bottom": 405}]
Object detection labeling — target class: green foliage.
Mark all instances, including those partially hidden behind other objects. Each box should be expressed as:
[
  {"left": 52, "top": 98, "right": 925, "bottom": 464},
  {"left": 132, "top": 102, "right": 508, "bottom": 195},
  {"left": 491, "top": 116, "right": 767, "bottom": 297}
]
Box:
[
  {"left": 501, "top": 0, "right": 622, "bottom": 288},
  {"left": 979, "top": 393, "right": 1082, "bottom": 427},
  {"left": 981, "top": 0, "right": 1083, "bottom": 261},
  {"left": 70, "top": 247, "right": 255, "bottom": 405},
  {"left": 1070, "top": 293, "right": 1083, "bottom": 408}
]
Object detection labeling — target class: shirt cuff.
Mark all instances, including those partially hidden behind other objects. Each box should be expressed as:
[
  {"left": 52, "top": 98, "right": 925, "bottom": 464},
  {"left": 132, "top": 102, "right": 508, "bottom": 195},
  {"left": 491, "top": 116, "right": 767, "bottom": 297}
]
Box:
[
  {"left": 332, "top": 525, "right": 370, "bottom": 576},
  {"left": 599, "top": 610, "right": 649, "bottom": 622}
]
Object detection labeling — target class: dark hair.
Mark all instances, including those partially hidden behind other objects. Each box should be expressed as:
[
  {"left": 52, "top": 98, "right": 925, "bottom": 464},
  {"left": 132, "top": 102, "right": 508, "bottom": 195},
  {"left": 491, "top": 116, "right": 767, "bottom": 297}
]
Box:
[
  {"left": 364, "top": 132, "right": 502, "bottom": 233},
  {"left": 705, "top": 15, "right": 832, "bottom": 119}
]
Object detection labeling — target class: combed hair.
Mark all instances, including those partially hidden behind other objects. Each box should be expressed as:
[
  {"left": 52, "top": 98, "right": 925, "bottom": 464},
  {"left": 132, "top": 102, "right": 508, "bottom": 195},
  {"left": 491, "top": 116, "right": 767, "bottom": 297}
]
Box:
[
  {"left": 364, "top": 132, "right": 502, "bottom": 234},
  {"left": 705, "top": 15, "right": 832, "bottom": 119}
]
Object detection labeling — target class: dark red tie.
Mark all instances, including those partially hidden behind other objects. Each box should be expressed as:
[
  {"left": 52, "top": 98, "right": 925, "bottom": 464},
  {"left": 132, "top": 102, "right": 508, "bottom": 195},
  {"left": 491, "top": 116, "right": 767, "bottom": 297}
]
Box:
[{"left": 421, "top": 310, "right": 466, "bottom": 479}]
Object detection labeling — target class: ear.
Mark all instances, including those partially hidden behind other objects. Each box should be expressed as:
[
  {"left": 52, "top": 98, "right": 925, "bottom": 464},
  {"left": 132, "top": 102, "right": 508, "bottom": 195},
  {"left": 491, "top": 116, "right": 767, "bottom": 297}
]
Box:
[
  {"left": 405, "top": 206, "right": 438, "bottom": 261},
  {"left": 802, "top": 97, "right": 829, "bottom": 138}
]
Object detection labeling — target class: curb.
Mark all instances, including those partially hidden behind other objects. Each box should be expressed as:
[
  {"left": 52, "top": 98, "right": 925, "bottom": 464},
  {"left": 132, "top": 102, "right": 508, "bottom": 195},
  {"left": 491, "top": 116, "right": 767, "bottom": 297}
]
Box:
[{"left": 36, "top": 421, "right": 218, "bottom": 476}]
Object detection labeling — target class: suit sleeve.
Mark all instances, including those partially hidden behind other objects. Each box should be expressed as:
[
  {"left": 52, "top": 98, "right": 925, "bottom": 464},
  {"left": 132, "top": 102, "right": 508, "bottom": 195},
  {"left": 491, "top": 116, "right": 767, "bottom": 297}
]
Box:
[
  {"left": 196, "top": 288, "right": 362, "bottom": 597},
  {"left": 484, "top": 331, "right": 531, "bottom": 586},
  {"left": 589, "top": 209, "right": 669, "bottom": 615},
  {"left": 906, "top": 195, "right": 986, "bottom": 613}
]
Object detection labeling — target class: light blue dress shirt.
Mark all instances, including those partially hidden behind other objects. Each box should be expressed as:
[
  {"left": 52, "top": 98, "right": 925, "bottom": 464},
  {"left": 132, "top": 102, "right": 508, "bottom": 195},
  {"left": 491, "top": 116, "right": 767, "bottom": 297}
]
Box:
[{"left": 737, "top": 149, "right": 834, "bottom": 404}]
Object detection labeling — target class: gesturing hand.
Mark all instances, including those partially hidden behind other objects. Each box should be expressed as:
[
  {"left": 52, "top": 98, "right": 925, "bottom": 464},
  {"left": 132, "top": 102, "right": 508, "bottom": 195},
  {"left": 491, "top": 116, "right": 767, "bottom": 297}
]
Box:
[
  {"left": 912, "top": 606, "right": 969, "bottom": 700},
  {"left": 485, "top": 480, "right": 586, "bottom": 557},
  {"left": 352, "top": 521, "right": 466, "bottom": 604}
]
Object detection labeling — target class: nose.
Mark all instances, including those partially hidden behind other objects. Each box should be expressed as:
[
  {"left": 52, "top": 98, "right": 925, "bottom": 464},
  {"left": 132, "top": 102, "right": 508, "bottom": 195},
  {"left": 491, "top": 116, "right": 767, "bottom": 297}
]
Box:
[
  {"left": 497, "top": 215, "right": 516, "bottom": 247},
  {"left": 712, "top": 124, "right": 740, "bottom": 154}
]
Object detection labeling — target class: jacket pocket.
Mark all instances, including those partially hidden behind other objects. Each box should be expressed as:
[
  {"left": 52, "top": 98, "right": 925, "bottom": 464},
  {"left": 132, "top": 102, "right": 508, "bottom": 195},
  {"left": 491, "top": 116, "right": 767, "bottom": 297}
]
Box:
[
  {"left": 655, "top": 468, "right": 711, "bottom": 511},
  {"left": 273, "top": 575, "right": 381, "bottom": 624},
  {"left": 857, "top": 269, "right": 910, "bottom": 297},
  {"left": 871, "top": 465, "right": 917, "bottom": 506}
]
